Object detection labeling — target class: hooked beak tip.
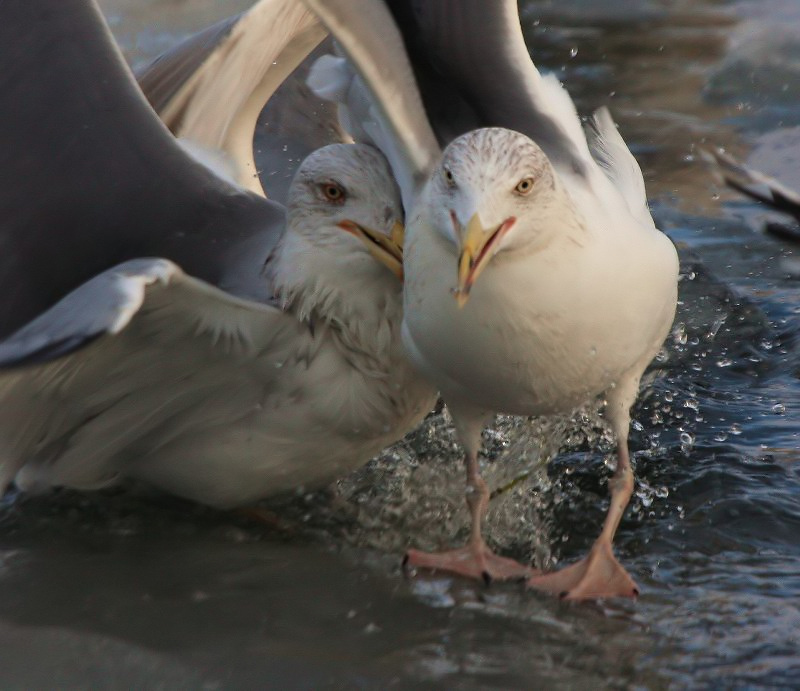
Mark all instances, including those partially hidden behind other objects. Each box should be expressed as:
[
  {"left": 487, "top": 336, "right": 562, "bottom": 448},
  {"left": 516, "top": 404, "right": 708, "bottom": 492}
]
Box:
[{"left": 452, "top": 286, "right": 470, "bottom": 308}]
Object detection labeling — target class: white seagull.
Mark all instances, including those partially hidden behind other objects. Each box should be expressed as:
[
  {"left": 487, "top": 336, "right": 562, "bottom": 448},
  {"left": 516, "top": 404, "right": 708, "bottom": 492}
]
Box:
[
  {"left": 0, "top": 0, "right": 435, "bottom": 508},
  {"left": 304, "top": 0, "right": 680, "bottom": 599}
]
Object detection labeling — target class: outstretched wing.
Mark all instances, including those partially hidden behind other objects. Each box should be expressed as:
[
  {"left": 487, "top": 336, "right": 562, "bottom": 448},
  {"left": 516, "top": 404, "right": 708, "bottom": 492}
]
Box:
[
  {"left": 0, "top": 258, "right": 312, "bottom": 494},
  {"left": 381, "top": 0, "right": 591, "bottom": 175},
  {"left": 304, "top": 0, "right": 441, "bottom": 209},
  {"left": 0, "top": 0, "right": 285, "bottom": 337},
  {"left": 304, "top": 0, "right": 649, "bottom": 222},
  {"left": 137, "top": 0, "right": 327, "bottom": 196},
  {"left": 303, "top": 1, "right": 593, "bottom": 179}
]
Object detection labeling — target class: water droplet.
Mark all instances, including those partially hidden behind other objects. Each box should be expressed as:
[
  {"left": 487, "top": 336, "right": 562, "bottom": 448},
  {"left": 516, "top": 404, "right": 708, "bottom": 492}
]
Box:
[
  {"left": 655, "top": 486, "right": 669, "bottom": 499},
  {"left": 569, "top": 47, "right": 578, "bottom": 58},
  {"left": 603, "top": 456, "right": 618, "bottom": 472},
  {"left": 716, "top": 358, "right": 733, "bottom": 368},
  {"left": 772, "top": 403, "right": 786, "bottom": 415},
  {"left": 729, "top": 423, "right": 742, "bottom": 436},
  {"left": 683, "top": 398, "right": 699, "bottom": 411}
]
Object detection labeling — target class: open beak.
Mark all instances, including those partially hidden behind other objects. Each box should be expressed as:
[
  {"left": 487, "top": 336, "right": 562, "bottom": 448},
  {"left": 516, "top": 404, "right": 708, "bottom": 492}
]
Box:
[
  {"left": 454, "top": 213, "right": 516, "bottom": 307},
  {"left": 338, "top": 220, "right": 404, "bottom": 280}
]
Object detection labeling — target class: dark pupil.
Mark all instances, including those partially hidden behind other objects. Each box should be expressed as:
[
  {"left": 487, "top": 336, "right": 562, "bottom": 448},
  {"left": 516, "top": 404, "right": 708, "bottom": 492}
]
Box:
[{"left": 328, "top": 186, "right": 340, "bottom": 198}]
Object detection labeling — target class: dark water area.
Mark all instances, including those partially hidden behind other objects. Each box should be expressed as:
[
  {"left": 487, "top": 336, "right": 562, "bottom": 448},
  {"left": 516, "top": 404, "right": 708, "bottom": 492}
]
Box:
[{"left": 1, "top": 0, "right": 799, "bottom": 687}]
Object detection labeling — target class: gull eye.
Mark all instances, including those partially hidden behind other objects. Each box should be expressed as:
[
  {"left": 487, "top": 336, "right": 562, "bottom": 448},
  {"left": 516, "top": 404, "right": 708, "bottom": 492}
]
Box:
[
  {"left": 443, "top": 167, "right": 455, "bottom": 186},
  {"left": 514, "top": 177, "right": 535, "bottom": 195},
  {"left": 321, "top": 182, "right": 346, "bottom": 203}
]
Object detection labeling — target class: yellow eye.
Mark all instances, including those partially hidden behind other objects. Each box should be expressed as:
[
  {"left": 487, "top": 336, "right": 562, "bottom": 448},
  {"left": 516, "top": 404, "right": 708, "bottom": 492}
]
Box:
[
  {"left": 321, "top": 183, "right": 346, "bottom": 202},
  {"left": 514, "top": 177, "right": 535, "bottom": 195},
  {"left": 443, "top": 167, "right": 455, "bottom": 185}
]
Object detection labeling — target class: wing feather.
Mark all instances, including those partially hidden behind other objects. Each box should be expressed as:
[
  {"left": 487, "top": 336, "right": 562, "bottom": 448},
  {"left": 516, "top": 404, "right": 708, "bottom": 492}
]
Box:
[
  {"left": 0, "top": 259, "right": 308, "bottom": 493},
  {"left": 138, "top": 0, "right": 327, "bottom": 196}
]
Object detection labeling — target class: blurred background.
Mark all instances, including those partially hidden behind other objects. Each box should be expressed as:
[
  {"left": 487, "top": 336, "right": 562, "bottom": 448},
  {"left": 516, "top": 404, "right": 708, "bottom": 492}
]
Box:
[{"left": 0, "top": 0, "right": 798, "bottom": 687}]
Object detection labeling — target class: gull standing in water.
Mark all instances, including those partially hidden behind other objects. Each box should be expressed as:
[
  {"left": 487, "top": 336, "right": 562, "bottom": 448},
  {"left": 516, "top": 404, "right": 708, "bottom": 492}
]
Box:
[
  {"left": 304, "top": 0, "right": 679, "bottom": 599},
  {"left": 0, "top": 0, "right": 436, "bottom": 507}
]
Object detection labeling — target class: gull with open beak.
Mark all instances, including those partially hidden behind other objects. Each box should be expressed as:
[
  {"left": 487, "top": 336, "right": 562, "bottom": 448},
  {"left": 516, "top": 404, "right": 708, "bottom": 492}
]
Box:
[
  {"left": 304, "top": 0, "right": 679, "bottom": 599},
  {"left": 0, "top": 1, "right": 436, "bottom": 508}
]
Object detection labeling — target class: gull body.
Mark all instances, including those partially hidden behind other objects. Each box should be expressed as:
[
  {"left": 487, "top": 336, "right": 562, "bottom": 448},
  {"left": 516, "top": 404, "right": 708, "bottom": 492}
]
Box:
[
  {"left": 303, "top": 0, "right": 679, "bottom": 598},
  {"left": 403, "top": 129, "right": 677, "bottom": 421},
  {"left": 0, "top": 142, "right": 434, "bottom": 509},
  {"left": 399, "top": 127, "right": 678, "bottom": 597},
  {"left": 0, "top": 1, "right": 436, "bottom": 508}
]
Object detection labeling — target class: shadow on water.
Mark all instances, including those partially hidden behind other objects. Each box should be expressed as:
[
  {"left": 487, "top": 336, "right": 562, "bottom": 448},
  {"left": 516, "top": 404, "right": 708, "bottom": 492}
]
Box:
[{"left": 1, "top": 0, "right": 799, "bottom": 687}]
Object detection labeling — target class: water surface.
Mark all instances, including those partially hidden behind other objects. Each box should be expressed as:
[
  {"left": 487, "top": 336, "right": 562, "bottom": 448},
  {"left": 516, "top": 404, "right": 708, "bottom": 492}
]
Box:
[{"left": 2, "top": 0, "right": 799, "bottom": 687}]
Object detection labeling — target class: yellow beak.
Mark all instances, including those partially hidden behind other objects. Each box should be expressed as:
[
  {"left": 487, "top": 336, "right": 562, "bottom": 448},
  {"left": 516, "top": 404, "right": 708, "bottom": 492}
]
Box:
[
  {"left": 454, "top": 213, "right": 517, "bottom": 307},
  {"left": 454, "top": 213, "right": 492, "bottom": 307},
  {"left": 338, "top": 220, "right": 405, "bottom": 280}
]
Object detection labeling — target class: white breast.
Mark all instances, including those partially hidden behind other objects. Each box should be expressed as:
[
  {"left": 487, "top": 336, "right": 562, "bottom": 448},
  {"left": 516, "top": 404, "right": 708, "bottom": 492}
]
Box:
[{"left": 403, "top": 217, "right": 678, "bottom": 416}]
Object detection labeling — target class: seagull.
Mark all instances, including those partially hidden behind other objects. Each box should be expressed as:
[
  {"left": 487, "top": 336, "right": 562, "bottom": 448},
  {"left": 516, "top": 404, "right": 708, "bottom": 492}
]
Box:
[
  {"left": 0, "top": 0, "right": 436, "bottom": 507},
  {"left": 304, "top": 0, "right": 680, "bottom": 599},
  {"left": 708, "top": 148, "right": 800, "bottom": 242}
]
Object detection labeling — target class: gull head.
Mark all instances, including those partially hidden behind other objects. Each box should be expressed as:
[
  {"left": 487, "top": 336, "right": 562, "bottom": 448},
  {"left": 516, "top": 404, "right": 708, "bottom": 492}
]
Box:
[
  {"left": 425, "top": 128, "right": 559, "bottom": 307},
  {"left": 286, "top": 142, "right": 404, "bottom": 281},
  {"left": 268, "top": 143, "right": 405, "bottom": 328}
]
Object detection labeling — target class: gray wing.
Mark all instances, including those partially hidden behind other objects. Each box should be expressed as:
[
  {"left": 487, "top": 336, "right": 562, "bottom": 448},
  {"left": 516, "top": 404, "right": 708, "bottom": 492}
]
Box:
[
  {"left": 303, "top": 0, "right": 441, "bottom": 207},
  {"left": 0, "top": 0, "right": 285, "bottom": 338},
  {"left": 384, "top": 0, "right": 588, "bottom": 175},
  {"left": 304, "top": 0, "right": 590, "bottom": 180},
  {"left": 0, "top": 258, "right": 310, "bottom": 493},
  {"left": 136, "top": 0, "right": 328, "bottom": 197}
]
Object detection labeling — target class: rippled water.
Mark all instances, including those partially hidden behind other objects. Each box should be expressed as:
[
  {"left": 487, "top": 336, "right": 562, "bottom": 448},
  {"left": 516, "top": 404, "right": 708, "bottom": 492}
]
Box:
[{"left": 2, "top": 0, "right": 799, "bottom": 687}]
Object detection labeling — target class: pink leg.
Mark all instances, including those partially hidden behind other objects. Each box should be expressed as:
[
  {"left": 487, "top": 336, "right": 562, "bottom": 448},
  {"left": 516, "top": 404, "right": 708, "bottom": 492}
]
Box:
[
  {"left": 405, "top": 451, "right": 534, "bottom": 582},
  {"left": 527, "top": 438, "right": 639, "bottom": 600}
]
